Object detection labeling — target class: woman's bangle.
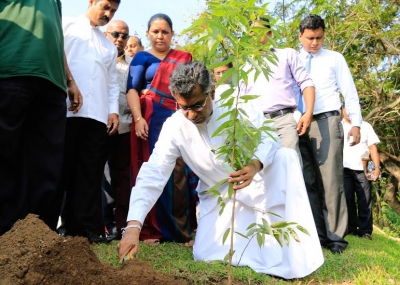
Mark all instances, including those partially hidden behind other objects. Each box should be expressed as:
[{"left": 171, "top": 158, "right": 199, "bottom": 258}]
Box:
[
  {"left": 134, "top": 117, "right": 142, "bottom": 123},
  {"left": 130, "top": 106, "right": 139, "bottom": 112},
  {"left": 122, "top": 224, "right": 142, "bottom": 236}
]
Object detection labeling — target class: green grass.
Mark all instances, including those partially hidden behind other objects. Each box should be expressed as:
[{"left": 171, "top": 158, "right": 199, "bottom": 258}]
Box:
[{"left": 92, "top": 230, "right": 400, "bottom": 284}]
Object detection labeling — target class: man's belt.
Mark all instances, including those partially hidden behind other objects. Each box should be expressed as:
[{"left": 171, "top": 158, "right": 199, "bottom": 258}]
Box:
[
  {"left": 312, "top": 110, "right": 340, "bottom": 121},
  {"left": 264, "top": 108, "right": 294, "bottom": 119}
]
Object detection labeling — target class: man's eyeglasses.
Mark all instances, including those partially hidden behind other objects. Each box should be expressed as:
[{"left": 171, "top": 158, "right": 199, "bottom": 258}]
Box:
[
  {"left": 179, "top": 94, "right": 209, "bottom": 112},
  {"left": 214, "top": 70, "right": 228, "bottom": 76},
  {"left": 107, "top": 31, "right": 129, "bottom": 40}
]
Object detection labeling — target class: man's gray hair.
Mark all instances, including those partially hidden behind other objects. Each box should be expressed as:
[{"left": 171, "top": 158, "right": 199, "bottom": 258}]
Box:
[{"left": 169, "top": 61, "right": 212, "bottom": 98}]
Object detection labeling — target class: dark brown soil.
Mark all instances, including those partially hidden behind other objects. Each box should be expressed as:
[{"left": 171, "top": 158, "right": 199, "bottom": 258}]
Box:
[{"left": 0, "top": 214, "right": 188, "bottom": 285}]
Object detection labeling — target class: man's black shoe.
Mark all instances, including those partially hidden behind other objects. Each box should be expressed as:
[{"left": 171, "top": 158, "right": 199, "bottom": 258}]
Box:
[
  {"left": 84, "top": 230, "right": 114, "bottom": 244},
  {"left": 361, "top": 233, "right": 372, "bottom": 240},
  {"left": 329, "top": 244, "right": 344, "bottom": 254}
]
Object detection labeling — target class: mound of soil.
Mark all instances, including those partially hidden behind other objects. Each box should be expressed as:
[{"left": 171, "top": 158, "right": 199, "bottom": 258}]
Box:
[{"left": 0, "top": 214, "right": 187, "bottom": 285}]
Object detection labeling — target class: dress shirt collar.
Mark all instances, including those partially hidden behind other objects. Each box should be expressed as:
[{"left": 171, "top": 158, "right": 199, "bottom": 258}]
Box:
[
  {"left": 117, "top": 54, "right": 130, "bottom": 64},
  {"left": 301, "top": 47, "right": 323, "bottom": 58},
  {"left": 78, "top": 14, "right": 100, "bottom": 29}
]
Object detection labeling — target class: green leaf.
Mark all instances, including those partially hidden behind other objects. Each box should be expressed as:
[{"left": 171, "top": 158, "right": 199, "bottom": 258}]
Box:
[
  {"left": 246, "top": 228, "right": 257, "bottom": 237},
  {"left": 218, "top": 86, "right": 235, "bottom": 100},
  {"left": 271, "top": 221, "right": 291, "bottom": 229},
  {"left": 283, "top": 231, "right": 290, "bottom": 246},
  {"left": 228, "top": 183, "right": 234, "bottom": 199},
  {"left": 234, "top": 231, "right": 249, "bottom": 239},
  {"left": 209, "top": 55, "right": 235, "bottom": 70},
  {"left": 222, "top": 228, "right": 230, "bottom": 245},
  {"left": 223, "top": 252, "right": 230, "bottom": 262},
  {"left": 257, "top": 233, "right": 263, "bottom": 247},
  {"left": 267, "top": 212, "right": 283, "bottom": 219},
  {"left": 273, "top": 230, "right": 283, "bottom": 247},
  {"left": 261, "top": 218, "right": 272, "bottom": 235},
  {"left": 239, "top": 95, "right": 260, "bottom": 101},
  {"left": 246, "top": 222, "right": 257, "bottom": 230},
  {"left": 288, "top": 228, "right": 300, "bottom": 242},
  {"left": 219, "top": 201, "right": 226, "bottom": 215},
  {"left": 209, "top": 260, "right": 225, "bottom": 265},
  {"left": 296, "top": 225, "right": 310, "bottom": 236},
  {"left": 216, "top": 111, "right": 233, "bottom": 122},
  {"left": 212, "top": 120, "right": 234, "bottom": 138},
  {"left": 206, "top": 189, "right": 221, "bottom": 197},
  {"left": 207, "top": 178, "right": 229, "bottom": 192}
]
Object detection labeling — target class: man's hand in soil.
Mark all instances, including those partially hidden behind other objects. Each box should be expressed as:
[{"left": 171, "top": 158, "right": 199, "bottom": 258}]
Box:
[{"left": 117, "top": 222, "right": 141, "bottom": 261}]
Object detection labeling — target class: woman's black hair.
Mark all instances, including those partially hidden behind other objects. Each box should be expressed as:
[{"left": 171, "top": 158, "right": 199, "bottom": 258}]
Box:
[{"left": 147, "top": 13, "right": 173, "bottom": 31}]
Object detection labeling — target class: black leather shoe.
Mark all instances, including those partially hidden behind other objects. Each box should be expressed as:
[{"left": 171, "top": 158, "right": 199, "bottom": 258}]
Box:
[
  {"left": 361, "top": 233, "right": 372, "bottom": 240},
  {"left": 84, "top": 230, "right": 114, "bottom": 244},
  {"left": 329, "top": 244, "right": 345, "bottom": 254}
]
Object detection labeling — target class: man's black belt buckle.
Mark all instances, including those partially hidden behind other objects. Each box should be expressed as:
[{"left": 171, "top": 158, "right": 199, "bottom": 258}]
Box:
[
  {"left": 265, "top": 108, "right": 294, "bottom": 119},
  {"left": 312, "top": 110, "right": 340, "bottom": 121}
]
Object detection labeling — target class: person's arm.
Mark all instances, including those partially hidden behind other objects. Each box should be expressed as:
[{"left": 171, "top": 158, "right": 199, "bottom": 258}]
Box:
[
  {"left": 64, "top": 53, "right": 82, "bottom": 114},
  {"left": 298, "top": 86, "right": 315, "bottom": 135},
  {"left": 126, "top": 53, "right": 149, "bottom": 140},
  {"left": 107, "top": 49, "right": 120, "bottom": 135},
  {"left": 336, "top": 53, "right": 362, "bottom": 145},
  {"left": 367, "top": 144, "right": 380, "bottom": 181},
  {"left": 286, "top": 49, "right": 315, "bottom": 135},
  {"left": 117, "top": 116, "right": 180, "bottom": 260}
]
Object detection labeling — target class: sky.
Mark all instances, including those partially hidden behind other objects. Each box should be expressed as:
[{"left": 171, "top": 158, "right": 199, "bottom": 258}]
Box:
[{"left": 62, "top": 0, "right": 207, "bottom": 46}]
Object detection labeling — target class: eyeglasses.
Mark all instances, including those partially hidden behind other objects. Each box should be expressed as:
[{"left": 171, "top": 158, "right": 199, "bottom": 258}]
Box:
[
  {"left": 214, "top": 70, "right": 228, "bottom": 76},
  {"left": 179, "top": 94, "right": 209, "bottom": 112},
  {"left": 107, "top": 31, "right": 129, "bottom": 40}
]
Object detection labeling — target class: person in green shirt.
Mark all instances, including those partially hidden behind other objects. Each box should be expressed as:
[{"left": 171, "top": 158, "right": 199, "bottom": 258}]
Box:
[{"left": 0, "top": 0, "right": 81, "bottom": 235}]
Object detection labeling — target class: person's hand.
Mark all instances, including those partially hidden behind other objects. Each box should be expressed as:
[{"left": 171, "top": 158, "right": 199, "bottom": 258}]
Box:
[
  {"left": 297, "top": 111, "right": 312, "bottom": 136},
  {"left": 117, "top": 227, "right": 140, "bottom": 261},
  {"left": 67, "top": 81, "right": 83, "bottom": 114},
  {"left": 372, "top": 168, "right": 381, "bottom": 182},
  {"left": 135, "top": 118, "right": 149, "bottom": 140},
  {"left": 228, "top": 159, "right": 262, "bottom": 190},
  {"left": 348, "top": 126, "right": 361, "bottom": 146},
  {"left": 107, "top": 113, "right": 119, "bottom": 135},
  {"left": 368, "top": 168, "right": 380, "bottom": 182}
]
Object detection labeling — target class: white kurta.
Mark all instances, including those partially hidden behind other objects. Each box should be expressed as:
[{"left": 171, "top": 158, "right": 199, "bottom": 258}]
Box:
[{"left": 127, "top": 101, "right": 324, "bottom": 279}]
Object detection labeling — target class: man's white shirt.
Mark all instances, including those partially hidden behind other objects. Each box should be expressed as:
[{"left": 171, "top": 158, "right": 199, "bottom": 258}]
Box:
[
  {"left": 63, "top": 15, "right": 119, "bottom": 125},
  {"left": 342, "top": 120, "right": 380, "bottom": 171},
  {"left": 298, "top": 48, "right": 362, "bottom": 127}
]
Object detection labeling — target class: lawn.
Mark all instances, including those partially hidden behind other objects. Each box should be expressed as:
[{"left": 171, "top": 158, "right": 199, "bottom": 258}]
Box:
[{"left": 93, "top": 229, "right": 400, "bottom": 284}]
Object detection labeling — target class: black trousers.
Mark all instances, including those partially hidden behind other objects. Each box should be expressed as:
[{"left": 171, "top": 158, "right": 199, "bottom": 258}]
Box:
[
  {"left": 343, "top": 168, "right": 373, "bottom": 235},
  {"left": 106, "top": 131, "right": 132, "bottom": 234},
  {"left": 60, "top": 117, "right": 108, "bottom": 236},
  {"left": 0, "top": 77, "right": 66, "bottom": 235},
  {"left": 299, "top": 114, "right": 348, "bottom": 249}
]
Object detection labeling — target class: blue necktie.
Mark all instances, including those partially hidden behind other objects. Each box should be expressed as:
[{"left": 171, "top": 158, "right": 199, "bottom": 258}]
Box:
[{"left": 298, "top": 53, "right": 312, "bottom": 114}]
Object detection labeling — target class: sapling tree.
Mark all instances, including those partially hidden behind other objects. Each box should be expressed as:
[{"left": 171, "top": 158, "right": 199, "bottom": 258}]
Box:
[{"left": 183, "top": 0, "right": 309, "bottom": 283}]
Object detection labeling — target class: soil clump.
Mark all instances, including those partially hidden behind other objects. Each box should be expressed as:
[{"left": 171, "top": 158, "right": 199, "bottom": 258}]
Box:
[{"left": 0, "top": 214, "right": 187, "bottom": 285}]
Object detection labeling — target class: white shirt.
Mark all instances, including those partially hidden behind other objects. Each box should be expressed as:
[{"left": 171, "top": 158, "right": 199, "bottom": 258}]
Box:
[
  {"left": 127, "top": 101, "right": 279, "bottom": 223},
  {"left": 299, "top": 48, "right": 362, "bottom": 127},
  {"left": 342, "top": 120, "right": 380, "bottom": 171},
  {"left": 243, "top": 48, "right": 314, "bottom": 113},
  {"left": 116, "top": 54, "right": 132, "bottom": 134},
  {"left": 63, "top": 15, "right": 119, "bottom": 125}
]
